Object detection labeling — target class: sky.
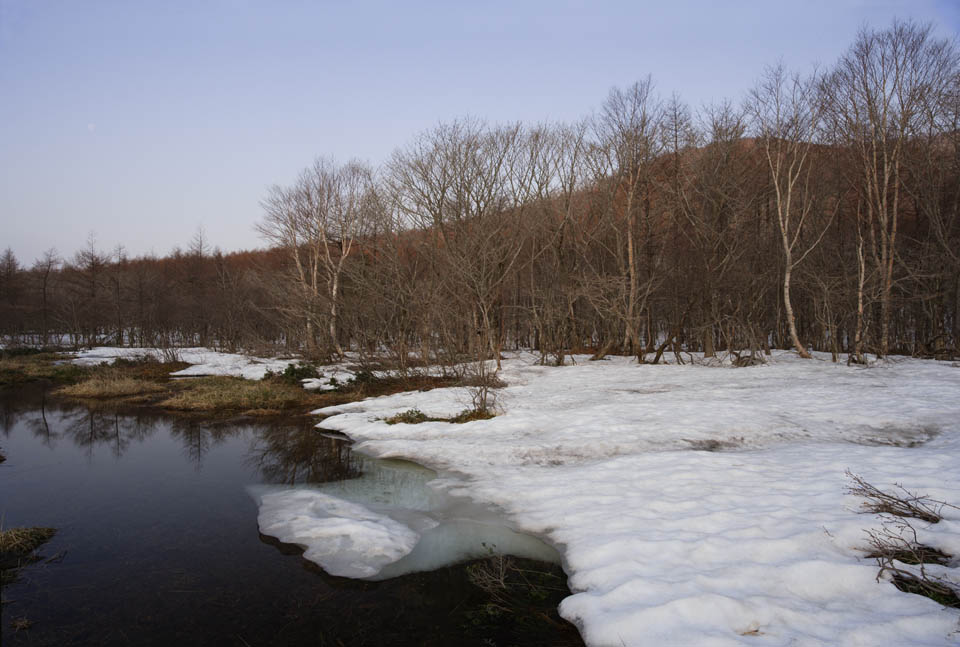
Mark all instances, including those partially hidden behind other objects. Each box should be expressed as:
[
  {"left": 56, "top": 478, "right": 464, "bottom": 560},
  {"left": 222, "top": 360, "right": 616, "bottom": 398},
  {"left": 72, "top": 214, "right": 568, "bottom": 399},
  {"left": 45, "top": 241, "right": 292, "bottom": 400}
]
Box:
[{"left": 1, "top": 1, "right": 958, "bottom": 265}]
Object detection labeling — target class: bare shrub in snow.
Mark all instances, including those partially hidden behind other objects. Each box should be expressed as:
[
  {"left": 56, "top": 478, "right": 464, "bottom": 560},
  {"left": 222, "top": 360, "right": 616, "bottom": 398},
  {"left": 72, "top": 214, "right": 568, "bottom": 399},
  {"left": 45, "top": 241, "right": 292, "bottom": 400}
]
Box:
[
  {"left": 847, "top": 472, "right": 960, "bottom": 608},
  {"left": 845, "top": 470, "right": 952, "bottom": 523},
  {"left": 864, "top": 515, "right": 959, "bottom": 608}
]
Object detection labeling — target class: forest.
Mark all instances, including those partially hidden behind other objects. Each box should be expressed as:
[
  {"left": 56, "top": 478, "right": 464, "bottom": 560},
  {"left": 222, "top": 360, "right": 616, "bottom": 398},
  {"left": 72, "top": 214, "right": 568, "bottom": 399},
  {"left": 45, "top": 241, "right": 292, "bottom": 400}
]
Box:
[{"left": 2, "top": 20, "right": 958, "bottom": 369}]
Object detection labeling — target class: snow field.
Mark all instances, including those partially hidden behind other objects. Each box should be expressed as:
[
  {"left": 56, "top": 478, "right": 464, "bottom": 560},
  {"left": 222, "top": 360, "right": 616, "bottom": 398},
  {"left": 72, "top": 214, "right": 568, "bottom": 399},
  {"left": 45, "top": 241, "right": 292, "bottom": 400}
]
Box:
[{"left": 311, "top": 352, "right": 960, "bottom": 646}]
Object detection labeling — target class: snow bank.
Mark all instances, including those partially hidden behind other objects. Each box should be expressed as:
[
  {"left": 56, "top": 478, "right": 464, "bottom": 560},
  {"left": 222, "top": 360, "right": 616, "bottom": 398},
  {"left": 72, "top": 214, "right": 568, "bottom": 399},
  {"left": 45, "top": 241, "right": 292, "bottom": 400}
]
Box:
[{"left": 313, "top": 352, "right": 960, "bottom": 646}]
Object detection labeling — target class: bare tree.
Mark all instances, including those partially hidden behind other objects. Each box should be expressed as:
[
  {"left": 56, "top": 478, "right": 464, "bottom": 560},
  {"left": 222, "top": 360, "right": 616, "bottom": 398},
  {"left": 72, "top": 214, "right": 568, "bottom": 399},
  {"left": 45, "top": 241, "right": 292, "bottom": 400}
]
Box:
[
  {"left": 750, "top": 63, "right": 834, "bottom": 359},
  {"left": 589, "top": 79, "right": 665, "bottom": 359},
  {"left": 258, "top": 158, "right": 376, "bottom": 358},
  {"left": 32, "top": 249, "right": 61, "bottom": 345}
]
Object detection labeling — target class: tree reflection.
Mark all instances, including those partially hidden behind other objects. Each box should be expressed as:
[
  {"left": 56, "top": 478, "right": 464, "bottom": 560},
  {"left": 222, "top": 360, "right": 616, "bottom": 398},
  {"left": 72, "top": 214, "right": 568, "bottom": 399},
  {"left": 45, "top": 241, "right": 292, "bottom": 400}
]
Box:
[
  {"left": 247, "top": 420, "right": 362, "bottom": 485},
  {"left": 25, "top": 385, "right": 59, "bottom": 448},
  {"left": 169, "top": 419, "right": 237, "bottom": 470},
  {"left": 61, "top": 405, "right": 159, "bottom": 459}
]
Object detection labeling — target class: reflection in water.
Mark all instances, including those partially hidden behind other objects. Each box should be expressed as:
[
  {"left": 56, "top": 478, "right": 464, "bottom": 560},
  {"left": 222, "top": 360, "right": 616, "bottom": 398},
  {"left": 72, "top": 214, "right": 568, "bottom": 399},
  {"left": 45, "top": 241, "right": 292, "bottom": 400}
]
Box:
[
  {"left": 169, "top": 419, "right": 238, "bottom": 469},
  {"left": 247, "top": 421, "right": 363, "bottom": 484},
  {"left": 0, "top": 382, "right": 362, "bottom": 484},
  {"left": 60, "top": 406, "right": 160, "bottom": 459}
]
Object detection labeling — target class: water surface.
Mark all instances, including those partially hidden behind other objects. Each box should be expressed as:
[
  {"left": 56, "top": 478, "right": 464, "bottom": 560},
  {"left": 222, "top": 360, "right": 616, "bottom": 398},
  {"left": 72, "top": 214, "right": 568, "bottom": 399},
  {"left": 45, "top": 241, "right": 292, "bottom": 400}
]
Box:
[{"left": 0, "top": 383, "right": 581, "bottom": 646}]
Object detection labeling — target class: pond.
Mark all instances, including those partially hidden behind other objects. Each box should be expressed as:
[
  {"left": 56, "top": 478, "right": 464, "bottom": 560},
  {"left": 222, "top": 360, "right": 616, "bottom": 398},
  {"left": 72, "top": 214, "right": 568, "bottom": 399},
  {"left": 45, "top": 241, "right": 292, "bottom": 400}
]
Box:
[{"left": 0, "top": 383, "right": 582, "bottom": 646}]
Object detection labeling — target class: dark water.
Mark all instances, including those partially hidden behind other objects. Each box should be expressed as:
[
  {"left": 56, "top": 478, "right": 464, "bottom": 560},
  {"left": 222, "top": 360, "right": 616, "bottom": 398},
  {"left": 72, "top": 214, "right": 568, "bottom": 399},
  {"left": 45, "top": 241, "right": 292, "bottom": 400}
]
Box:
[{"left": 0, "top": 384, "right": 582, "bottom": 646}]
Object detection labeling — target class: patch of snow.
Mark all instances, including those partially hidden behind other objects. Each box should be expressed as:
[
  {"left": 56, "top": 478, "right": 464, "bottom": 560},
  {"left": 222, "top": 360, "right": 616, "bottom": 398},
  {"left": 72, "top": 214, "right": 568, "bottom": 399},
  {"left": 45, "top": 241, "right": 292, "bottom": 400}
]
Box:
[
  {"left": 70, "top": 346, "right": 359, "bottom": 382},
  {"left": 301, "top": 367, "right": 357, "bottom": 392}
]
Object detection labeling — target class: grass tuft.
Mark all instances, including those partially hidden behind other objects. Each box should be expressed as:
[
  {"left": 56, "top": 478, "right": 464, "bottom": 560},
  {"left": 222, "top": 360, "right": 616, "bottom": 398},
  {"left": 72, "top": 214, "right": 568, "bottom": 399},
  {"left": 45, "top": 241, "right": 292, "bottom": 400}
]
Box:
[
  {"left": 0, "top": 527, "right": 56, "bottom": 554},
  {"left": 0, "top": 526, "right": 58, "bottom": 587}
]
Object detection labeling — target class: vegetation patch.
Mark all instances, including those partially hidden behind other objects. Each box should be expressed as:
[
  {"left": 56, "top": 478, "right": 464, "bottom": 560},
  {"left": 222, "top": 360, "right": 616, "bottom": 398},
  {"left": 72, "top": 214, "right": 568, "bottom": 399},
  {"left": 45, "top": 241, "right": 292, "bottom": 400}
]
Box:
[
  {"left": 59, "top": 369, "right": 167, "bottom": 398},
  {"left": 463, "top": 554, "right": 581, "bottom": 644},
  {"left": 846, "top": 470, "right": 951, "bottom": 524},
  {"left": 264, "top": 361, "right": 322, "bottom": 384},
  {"left": 385, "top": 407, "right": 496, "bottom": 425},
  {"left": 0, "top": 526, "right": 58, "bottom": 586},
  {"left": 158, "top": 377, "right": 321, "bottom": 414},
  {"left": 450, "top": 408, "right": 496, "bottom": 423},
  {"left": 0, "top": 351, "right": 86, "bottom": 386},
  {"left": 890, "top": 573, "right": 960, "bottom": 608},
  {"left": 848, "top": 472, "right": 960, "bottom": 609},
  {"left": 0, "top": 527, "right": 56, "bottom": 555},
  {"left": 385, "top": 408, "right": 433, "bottom": 425},
  {"left": 110, "top": 355, "right": 192, "bottom": 379}
]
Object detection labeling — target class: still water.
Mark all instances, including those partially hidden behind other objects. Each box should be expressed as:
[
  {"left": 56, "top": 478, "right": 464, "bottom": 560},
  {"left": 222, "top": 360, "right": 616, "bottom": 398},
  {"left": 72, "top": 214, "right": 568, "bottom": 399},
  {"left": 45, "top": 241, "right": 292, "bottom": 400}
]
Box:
[{"left": 0, "top": 384, "right": 582, "bottom": 646}]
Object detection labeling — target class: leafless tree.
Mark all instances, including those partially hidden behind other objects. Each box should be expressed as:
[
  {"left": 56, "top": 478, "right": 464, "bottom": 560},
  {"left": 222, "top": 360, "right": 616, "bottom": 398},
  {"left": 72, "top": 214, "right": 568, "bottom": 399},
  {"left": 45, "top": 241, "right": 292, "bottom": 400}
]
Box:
[
  {"left": 750, "top": 63, "right": 835, "bottom": 358},
  {"left": 258, "top": 158, "right": 376, "bottom": 358}
]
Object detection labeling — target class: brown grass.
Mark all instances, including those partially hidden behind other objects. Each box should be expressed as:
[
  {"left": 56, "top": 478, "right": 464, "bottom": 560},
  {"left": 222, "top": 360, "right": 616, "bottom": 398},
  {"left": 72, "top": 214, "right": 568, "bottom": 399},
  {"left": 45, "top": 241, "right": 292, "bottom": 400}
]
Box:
[
  {"left": 0, "top": 352, "right": 86, "bottom": 385},
  {"left": 0, "top": 527, "right": 56, "bottom": 554},
  {"left": 158, "top": 377, "right": 322, "bottom": 413},
  {"left": 59, "top": 370, "right": 167, "bottom": 398},
  {"left": 385, "top": 407, "right": 496, "bottom": 425}
]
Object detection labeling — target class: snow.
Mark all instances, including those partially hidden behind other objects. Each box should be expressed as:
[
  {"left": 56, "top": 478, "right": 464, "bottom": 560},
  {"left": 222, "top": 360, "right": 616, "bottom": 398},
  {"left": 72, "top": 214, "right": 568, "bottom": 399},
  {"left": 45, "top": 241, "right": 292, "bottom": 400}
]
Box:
[
  {"left": 70, "top": 346, "right": 357, "bottom": 384},
  {"left": 308, "top": 351, "right": 960, "bottom": 646}
]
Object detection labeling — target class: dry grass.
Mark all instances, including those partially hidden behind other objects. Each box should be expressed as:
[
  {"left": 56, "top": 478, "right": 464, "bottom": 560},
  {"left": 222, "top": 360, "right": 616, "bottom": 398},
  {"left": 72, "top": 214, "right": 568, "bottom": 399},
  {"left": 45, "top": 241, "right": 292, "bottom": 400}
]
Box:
[
  {"left": 1, "top": 526, "right": 58, "bottom": 587},
  {"left": 158, "top": 377, "right": 321, "bottom": 413},
  {"left": 59, "top": 370, "right": 167, "bottom": 398},
  {"left": 0, "top": 527, "right": 56, "bottom": 554},
  {"left": 384, "top": 407, "right": 496, "bottom": 425},
  {"left": 0, "top": 352, "right": 86, "bottom": 385}
]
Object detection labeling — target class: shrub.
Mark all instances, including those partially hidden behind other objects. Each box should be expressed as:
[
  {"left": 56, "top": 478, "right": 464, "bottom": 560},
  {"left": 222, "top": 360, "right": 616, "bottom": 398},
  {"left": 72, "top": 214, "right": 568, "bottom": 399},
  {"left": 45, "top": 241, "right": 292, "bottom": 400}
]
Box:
[
  {"left": 266, "top": 362, "right": 322, "bottom": 385},
  {"left": 451, "top": 408, "right": 496, "bottom": 424},
  {"left": 847, "top": 471, "right": 960, "bottom": 608}
]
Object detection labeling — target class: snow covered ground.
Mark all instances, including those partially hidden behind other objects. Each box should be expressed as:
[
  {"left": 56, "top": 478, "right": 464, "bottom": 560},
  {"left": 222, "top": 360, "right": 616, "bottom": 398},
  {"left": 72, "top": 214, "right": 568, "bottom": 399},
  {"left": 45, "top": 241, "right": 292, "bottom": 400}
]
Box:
[
  {"left": 71, "top": 346, "right": 356, "bottom": 386},
  {"left": 303, "top": 351, "right": 960, "bottom": 646}
]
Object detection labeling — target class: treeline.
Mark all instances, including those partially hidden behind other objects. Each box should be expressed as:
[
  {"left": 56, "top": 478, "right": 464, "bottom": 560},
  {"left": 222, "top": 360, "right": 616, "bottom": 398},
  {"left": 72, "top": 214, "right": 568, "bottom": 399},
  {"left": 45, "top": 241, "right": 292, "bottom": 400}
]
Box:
[
  {"left": 2, "top": 20, "right": 958, "bottom": 366},
  {"left": 0, "top": 236, "right": 287, "bottom": 352}
]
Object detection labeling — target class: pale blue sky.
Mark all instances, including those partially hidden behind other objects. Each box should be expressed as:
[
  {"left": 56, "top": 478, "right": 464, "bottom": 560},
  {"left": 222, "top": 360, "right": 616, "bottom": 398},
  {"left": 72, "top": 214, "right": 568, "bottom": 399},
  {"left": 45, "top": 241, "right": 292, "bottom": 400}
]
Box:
[{"left": 2, "top": 0, "right": 958, "bottom": 264}]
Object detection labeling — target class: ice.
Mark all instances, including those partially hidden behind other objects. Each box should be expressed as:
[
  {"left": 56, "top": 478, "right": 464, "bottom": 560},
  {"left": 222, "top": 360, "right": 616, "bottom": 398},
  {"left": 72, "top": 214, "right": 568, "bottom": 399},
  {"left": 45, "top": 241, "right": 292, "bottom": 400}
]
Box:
[
  {"left": 255, "top": 488, "right": 422, "bottom": 578},
  {"left": 252, "top": 456, "right": 560, "bottom": 581},
  {"left": 311, "top": 351, "right": 960, "bottom": 646}
]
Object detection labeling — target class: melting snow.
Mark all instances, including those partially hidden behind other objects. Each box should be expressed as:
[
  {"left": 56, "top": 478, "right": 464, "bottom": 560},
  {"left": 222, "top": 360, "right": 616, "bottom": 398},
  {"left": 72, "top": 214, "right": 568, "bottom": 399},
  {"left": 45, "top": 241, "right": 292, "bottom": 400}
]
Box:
[{"left": 310, "top": 351, "right": 960, "bottom": 646}]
